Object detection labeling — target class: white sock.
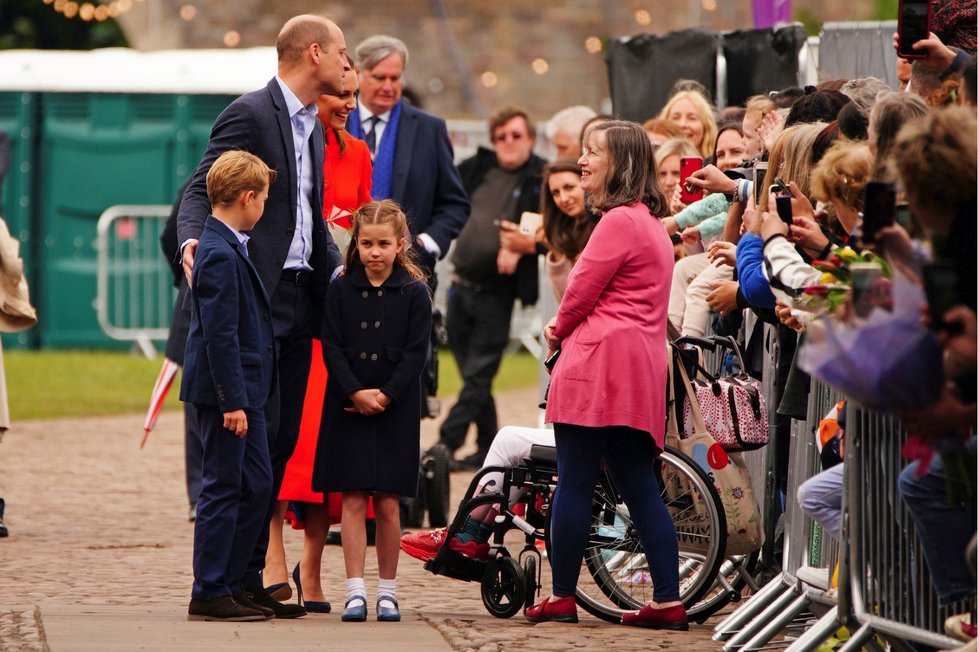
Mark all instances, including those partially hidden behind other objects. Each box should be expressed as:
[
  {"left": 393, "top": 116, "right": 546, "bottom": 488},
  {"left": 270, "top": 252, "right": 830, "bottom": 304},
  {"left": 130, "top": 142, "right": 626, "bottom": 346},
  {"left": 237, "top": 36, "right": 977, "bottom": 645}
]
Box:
[
  {"left": 346, "top": 577, "right": 366, "bottom": 608},
  {"left": 377, "top": 578, "right": 397, "bottom": 610}
]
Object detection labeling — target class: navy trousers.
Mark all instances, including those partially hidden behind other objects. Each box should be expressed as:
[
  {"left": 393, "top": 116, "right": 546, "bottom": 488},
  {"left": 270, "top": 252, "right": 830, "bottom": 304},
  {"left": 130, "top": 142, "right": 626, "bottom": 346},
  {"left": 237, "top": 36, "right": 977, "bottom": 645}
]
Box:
[
  {"left": 192, "top": 405, "right": 272, "bottom": 601},
  {"left": 549, "top": 423, "right": 680, "bottom": 602}
]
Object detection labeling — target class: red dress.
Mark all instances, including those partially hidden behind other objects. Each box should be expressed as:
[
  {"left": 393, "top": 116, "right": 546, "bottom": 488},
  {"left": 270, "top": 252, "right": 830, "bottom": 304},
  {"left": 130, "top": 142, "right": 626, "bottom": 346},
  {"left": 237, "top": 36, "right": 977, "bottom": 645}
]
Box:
[{"left": 278, "top": 128, "right": 372, "bottom": 524}]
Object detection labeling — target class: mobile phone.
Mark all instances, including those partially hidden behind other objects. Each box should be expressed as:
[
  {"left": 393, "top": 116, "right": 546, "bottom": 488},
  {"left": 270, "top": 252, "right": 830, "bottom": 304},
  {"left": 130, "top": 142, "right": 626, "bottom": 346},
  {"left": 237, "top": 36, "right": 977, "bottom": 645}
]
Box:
[
  {"left": 679, "top": 157, "right": 704, "bottom": 204},
  {"left": 752, "top": 161, "right": 768, "bottom": 209},
  {"left": 775, "top": 195, "right": 793, "bottom": 224},
  {"left": 922, "top": 262, "right": 963, "bottom": 334},
  {"left": 772, "top": 177, "right": 794, "bottom": 198},
  {"left": 544, "top": 347, "right": 561, "bottom": 371},
  {"left": 897, "top": 0, "right": 930, "bottom": 59},
  {"left": 851, "top": 263, "right": 884, "bottom": 318},
  {"left": 860, "top": 180, "right": 896, "bottom": 245}
]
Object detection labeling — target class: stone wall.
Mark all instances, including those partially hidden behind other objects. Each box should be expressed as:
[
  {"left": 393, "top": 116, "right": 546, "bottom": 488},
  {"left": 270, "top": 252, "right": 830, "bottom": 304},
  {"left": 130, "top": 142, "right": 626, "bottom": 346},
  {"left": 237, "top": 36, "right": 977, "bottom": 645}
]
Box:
[{"left": 118, "top": 0, "right": 879, "bottom": 120}]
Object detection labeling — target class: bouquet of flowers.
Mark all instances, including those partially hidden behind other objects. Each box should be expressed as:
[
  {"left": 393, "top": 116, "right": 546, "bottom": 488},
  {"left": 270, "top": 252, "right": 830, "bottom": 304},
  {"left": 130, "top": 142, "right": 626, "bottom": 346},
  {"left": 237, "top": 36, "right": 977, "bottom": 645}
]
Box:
[{"left": 797, "top": 246, "right": 892, "bottom": 314}]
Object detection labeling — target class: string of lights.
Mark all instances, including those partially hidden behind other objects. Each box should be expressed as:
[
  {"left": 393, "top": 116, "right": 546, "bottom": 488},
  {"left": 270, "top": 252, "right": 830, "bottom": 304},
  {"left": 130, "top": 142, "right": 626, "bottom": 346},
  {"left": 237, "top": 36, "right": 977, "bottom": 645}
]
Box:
[{"left": 40, "top": 0, "right": 143, "bottom": 22}]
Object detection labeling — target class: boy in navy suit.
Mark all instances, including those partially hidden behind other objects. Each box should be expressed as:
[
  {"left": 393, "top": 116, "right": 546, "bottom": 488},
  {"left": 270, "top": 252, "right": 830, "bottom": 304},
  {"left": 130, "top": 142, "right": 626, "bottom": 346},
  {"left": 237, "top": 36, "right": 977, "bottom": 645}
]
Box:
[{"left": 181, "top": 151, "right": 282, "bottom": 622}]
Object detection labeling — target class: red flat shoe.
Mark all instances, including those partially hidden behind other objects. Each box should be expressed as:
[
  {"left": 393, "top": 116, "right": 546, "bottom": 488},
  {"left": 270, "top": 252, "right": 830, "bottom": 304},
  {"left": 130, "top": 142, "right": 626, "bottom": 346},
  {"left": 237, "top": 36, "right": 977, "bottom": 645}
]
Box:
[
  {"left": 525, "top": 595, "right": 578, "bottom": 624},
  {"left": 621, "top": 604, "right": 688, "bottom": 630}
]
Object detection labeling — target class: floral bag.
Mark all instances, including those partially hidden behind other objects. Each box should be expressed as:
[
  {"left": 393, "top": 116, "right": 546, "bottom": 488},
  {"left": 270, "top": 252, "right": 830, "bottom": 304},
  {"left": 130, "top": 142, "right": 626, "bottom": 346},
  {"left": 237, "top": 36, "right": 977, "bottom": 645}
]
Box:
[
  {"left": 680, "top": 337, "right": 770, "bottom": 452},
  {"left": 667, "top": 351, "right": 765, "bottom": 556}
]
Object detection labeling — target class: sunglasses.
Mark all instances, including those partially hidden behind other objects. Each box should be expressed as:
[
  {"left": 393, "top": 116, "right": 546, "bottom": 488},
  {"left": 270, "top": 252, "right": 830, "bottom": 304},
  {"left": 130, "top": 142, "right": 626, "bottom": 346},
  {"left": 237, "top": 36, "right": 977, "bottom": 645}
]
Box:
[{"left": 494, "top": 131, "right": 526, "bottom": 143}]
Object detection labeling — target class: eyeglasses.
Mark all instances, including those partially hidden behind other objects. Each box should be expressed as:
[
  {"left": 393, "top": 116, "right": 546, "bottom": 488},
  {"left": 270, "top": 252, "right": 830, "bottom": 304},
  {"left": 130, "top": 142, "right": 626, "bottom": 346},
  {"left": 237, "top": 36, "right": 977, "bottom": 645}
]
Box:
[{"left": 494, "top": 131, "right": 526, "bottom": 143}]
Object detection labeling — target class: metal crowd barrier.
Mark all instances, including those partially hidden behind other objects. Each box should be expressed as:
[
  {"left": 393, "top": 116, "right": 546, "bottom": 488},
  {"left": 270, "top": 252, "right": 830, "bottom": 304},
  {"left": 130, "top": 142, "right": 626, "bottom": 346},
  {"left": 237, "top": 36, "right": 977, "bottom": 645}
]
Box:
[
  {"left": 714, "top": 361, "right": 975, "bottom": 650},
  {"left": 786, "top": 409, "right": 975, "bottom": 652},
  {"left": 713, "top": 374, "right": 841, "bottom": 651},
  {"left": 95, "top": 205, "right": 175, "bottom": 358}
]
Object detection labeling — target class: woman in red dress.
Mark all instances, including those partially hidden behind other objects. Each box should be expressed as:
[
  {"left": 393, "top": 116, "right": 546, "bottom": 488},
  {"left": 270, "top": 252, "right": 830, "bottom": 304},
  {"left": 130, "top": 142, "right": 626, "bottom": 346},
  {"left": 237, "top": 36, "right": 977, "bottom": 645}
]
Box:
[{"left": 263, "top": 65, "right": 372, "bottom": 611}]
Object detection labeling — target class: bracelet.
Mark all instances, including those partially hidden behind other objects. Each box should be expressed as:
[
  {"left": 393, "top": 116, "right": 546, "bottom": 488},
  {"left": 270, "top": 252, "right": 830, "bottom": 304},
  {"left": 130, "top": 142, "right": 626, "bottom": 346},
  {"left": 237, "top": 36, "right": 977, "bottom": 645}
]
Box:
[{"left": 816, "top": 241, "right": 832, "bottom": 260}]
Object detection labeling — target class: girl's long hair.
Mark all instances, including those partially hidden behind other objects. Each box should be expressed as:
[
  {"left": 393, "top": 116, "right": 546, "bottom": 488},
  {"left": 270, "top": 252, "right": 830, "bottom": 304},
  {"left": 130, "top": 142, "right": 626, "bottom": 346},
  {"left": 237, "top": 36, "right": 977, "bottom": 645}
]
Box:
[{"left": 345, "top": 199, "right": 427, "bottom": 282}]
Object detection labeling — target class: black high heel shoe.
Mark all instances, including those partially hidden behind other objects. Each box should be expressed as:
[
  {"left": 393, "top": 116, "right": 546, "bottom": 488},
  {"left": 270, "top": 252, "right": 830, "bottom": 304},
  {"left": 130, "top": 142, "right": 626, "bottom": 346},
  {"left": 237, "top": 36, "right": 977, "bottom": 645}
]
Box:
[{"left": 292, "top": 562, "right": 331, "bottom": 613}]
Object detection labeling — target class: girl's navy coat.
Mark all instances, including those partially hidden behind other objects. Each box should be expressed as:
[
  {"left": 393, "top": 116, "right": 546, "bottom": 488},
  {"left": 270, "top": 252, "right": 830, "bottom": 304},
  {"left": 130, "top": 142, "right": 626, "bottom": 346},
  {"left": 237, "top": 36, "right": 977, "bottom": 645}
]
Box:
[{"left": 312, "top": 264, "right": 432, "bottom": 496}]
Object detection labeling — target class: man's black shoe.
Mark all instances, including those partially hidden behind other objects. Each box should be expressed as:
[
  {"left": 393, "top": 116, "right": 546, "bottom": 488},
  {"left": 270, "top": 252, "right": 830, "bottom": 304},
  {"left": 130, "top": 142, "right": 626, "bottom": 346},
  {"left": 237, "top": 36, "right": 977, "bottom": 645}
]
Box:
[
  {"left": 453, "top": 452, "right": 485, "bottom": 471},
  {"left": 236, "top": 593, "right": 275, "bottom": 619},
  {"left": 187, "top": 595, "right": 266, "bottom": 622},
  {"left": 244, "top": 586, "right": 307, "bottom": 619},
  {"left": 0, "top": 498, "right": 8, "bottom": 537}
]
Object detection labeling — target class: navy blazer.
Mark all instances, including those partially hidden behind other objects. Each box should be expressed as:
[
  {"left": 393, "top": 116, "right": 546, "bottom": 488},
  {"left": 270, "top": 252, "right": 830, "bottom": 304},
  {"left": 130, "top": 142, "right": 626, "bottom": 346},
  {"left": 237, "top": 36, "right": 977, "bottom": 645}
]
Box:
[
  {"left": 349, "top": 101, "right": 470, "bottom": 257},
  {"left": 177, "top": 78, "right": 342, "bottom": 312},
  {"left": 180, "top": 217, "right": 275, "bottom": 411}
]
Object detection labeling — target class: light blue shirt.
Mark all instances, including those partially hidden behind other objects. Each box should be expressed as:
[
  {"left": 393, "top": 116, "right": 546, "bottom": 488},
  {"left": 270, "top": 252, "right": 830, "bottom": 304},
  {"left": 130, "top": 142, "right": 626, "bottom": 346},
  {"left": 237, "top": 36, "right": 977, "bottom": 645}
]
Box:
[{"left": 275, "top": 76, "right": 317, "bottom": 272}]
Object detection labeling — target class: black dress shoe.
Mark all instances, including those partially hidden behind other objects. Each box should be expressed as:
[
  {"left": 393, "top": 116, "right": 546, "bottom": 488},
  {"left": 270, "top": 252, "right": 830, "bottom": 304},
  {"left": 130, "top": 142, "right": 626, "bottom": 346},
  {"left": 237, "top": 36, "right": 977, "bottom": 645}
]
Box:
[
  {"left": 188, "top": 504, "right": 197, "bottom": 522},
  {"left": 187, "top": 595, "right": 266, "bottom": 622},
  {"left": 0, "top": 498, "right": 8, "bottom": 537},
  {"left": 244, "top": 586, "right": 307, "bottom": 619},
  {"left": 325, "top": 530, "right": 343, "bottom": 546},
  {"left": 236, "top": 593, "right": 275, "bottom": 619}
]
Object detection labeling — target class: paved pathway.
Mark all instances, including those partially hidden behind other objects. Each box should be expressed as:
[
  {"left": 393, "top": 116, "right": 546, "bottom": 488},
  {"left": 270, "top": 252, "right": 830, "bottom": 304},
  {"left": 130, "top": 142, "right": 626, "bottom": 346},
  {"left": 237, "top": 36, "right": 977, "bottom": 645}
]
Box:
[{"left": 0, "top": 387, "right": 724, "bottom": 650}]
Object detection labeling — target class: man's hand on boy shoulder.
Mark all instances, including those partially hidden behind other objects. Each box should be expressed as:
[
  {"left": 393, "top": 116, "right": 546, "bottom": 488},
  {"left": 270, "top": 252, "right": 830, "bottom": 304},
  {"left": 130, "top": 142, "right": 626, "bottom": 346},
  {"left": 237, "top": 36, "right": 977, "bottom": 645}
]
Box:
[
  {"left": 347, "top": 389, "right": 387, "bottom": 415},
  {"left": 223, "top": 409, "right": 248, "bottom": 437}
]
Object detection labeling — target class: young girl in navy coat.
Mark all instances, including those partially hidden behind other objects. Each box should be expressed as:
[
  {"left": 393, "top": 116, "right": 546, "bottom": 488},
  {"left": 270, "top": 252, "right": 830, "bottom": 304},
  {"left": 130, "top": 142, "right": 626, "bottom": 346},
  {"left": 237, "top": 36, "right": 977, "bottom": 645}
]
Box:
[{"left": 312, "top": 199, "right": 432, "bottom": 622}]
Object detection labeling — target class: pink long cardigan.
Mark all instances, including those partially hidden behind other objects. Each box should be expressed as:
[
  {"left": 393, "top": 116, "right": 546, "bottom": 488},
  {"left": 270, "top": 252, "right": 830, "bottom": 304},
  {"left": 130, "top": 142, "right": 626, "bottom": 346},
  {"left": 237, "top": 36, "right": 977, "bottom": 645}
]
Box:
[{"left": 544, "top": 201, "right": 674, "bottom": 451}]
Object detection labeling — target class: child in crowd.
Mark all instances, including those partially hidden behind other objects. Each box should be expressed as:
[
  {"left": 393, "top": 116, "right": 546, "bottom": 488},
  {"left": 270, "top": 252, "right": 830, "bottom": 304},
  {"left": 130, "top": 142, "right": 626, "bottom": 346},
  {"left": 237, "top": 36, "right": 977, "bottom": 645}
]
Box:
[
  {"left": 312, "top": 199, "right": 433, "bottom": 622},
  {"left": 181, "top": 150, "right": 278, "bottom": 622}
]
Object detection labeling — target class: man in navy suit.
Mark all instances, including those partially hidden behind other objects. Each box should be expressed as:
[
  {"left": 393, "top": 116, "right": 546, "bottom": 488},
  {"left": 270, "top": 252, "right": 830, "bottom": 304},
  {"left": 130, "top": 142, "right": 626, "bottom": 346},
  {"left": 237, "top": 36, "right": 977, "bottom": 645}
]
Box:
[
  {"left": 177, "top": 14, "right": 349, "bottom": 618},
  {"left": 181, "top": 151, "right": 277, "bottom": 622},
  {"left": 346, "top": 35, "right": 470, "bottom": 280}
]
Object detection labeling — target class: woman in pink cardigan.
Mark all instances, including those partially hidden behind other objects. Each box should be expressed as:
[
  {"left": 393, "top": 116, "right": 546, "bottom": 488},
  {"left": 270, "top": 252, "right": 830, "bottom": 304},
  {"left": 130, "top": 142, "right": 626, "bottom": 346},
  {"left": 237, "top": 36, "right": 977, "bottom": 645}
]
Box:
[{"left": 527, "top": 121, "right": 686, "bottom": 630}]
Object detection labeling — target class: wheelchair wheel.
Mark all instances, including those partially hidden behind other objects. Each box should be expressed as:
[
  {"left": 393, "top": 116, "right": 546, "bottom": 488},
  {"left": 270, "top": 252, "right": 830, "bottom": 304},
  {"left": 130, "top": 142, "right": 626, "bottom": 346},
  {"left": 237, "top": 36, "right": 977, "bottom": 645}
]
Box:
[
  {"left": 522, "top": 555, "right": 538, "bottom": 610},
  {"left": 557, "top": 446, "right": 726, "bottom": 624},
  {"left": 481, "top": 557, "right": 526, "bottom": 619},
  {"left": 424, "top": 443, "right": 452, "bottom": 527}
]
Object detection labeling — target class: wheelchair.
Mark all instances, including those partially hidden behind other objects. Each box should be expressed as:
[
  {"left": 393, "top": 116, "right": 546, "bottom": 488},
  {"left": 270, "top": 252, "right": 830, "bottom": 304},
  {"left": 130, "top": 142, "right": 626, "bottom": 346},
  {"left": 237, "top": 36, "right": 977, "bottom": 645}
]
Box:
[{"left": 420, "top": 442, "right": 727, "bottom": 622}]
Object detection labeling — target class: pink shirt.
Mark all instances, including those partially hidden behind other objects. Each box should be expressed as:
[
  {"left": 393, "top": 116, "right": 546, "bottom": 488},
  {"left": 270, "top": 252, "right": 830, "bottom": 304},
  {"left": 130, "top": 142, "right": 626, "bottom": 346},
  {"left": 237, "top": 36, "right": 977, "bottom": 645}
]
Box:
[{"left": 545, "top": 202, "right": 674, "bottom": 450}]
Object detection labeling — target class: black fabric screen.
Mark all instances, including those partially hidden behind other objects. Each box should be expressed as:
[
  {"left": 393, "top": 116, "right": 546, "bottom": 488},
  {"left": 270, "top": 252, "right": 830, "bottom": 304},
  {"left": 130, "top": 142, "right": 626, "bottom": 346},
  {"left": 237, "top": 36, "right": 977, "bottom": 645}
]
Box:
[
  {"left": 722, "top": 25, "right": 808, "bottom": 107},
  {"left": 606, "top": 29, "right": 720, "bottom": 123}
]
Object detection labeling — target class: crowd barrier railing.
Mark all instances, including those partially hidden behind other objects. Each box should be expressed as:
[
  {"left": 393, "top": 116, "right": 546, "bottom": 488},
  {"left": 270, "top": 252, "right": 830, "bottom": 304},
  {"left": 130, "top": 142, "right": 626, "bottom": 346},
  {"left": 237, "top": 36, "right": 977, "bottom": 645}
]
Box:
[
  {"left": 714, "top": 351, "right": 975, "bottom": 650},
  {"left": 95, "top": 205, "right": 175, "bottom": 358}
]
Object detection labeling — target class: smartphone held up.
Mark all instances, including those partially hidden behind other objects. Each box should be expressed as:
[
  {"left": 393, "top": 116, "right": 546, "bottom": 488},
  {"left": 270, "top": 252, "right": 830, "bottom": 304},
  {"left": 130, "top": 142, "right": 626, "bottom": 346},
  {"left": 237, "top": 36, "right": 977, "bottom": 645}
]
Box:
[
  {"left": 679, "top": 156, "right": 704, "bottom": 204},
  {"left": 897, "top": 0, "right": 930, "bottom": 59}
]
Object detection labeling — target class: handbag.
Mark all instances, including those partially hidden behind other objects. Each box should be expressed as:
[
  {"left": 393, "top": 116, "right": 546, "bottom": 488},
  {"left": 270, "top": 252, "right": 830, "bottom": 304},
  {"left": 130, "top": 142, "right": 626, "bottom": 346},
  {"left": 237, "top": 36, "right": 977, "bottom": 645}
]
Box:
[
  {"left": 667, "top": 351, "right": 765, "bottom": 556},
  {"left": 678, "top": 337, "right": 770, "bottom": 452}
]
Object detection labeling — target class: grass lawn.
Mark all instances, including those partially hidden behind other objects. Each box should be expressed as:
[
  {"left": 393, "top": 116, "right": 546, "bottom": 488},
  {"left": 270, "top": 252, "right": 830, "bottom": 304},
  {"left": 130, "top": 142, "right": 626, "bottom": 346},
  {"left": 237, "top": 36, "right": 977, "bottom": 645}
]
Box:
[{"left": 5, "top": 348, "right": 539, "bottom": 421}]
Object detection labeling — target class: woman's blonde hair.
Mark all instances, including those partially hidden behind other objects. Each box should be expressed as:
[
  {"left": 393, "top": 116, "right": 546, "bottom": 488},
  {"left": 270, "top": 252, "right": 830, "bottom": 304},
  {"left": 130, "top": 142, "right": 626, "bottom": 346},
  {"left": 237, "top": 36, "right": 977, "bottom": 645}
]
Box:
[
  {"left": 653, "top": 137, "right": 699, "bottom": 167},
  {"left": 764, "top": 122, "right": 826, "bottom": 202},
  {"left": 811, "top": 141, "right": 874, "bottom": 211},
  {"left": 658, "top": 90, "right": 718, "bottom": 159},
  {"left": 346, "top": 199, "right": 427, "bottom": 282}
]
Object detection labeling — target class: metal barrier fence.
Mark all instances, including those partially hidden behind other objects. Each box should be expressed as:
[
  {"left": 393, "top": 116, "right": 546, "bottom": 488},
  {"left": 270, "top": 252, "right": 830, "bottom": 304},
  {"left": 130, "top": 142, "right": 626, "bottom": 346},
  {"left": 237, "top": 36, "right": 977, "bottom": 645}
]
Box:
[
  {"left": 714, "top": 357, "right": 975, "bottom": 650},
  {"left": 95, "top": 205, "right": 175, "bottom": 358}
]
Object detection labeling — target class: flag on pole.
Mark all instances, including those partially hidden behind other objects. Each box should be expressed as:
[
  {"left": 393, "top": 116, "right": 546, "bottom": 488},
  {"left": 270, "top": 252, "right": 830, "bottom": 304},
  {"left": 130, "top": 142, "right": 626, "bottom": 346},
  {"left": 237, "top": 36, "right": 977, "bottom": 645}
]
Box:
[
  {"left": 141, "top": 357, "right": 180, "bottom": 449},
  {"left": 752, "top": 0, "right": 791, "bottom": 28}
]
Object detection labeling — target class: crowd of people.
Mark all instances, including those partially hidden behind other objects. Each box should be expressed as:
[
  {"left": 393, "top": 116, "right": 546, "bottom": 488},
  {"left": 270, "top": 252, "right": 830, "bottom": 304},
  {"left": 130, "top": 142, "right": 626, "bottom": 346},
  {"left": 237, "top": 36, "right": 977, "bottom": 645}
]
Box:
[{"left": 171, "top": 8, "right": 976, "bottom": 642}]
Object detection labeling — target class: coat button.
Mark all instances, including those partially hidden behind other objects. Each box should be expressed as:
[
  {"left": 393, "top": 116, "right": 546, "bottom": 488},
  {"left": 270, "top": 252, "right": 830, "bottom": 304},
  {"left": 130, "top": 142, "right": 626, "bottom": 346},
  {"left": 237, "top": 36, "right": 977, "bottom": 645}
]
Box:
[
  {"left": 377, "top": 289, "right": 384, "bottom": 297},
  {"left": 361, "top": 321, "right": 368, "bottom": 329},
  {"left": 374, "top": 321, "right": 381, "bottom": 328},
  {"left": 359, "top": 352, "right": 367, "bottom": 360},
  {"left": 370, "top": 353, "right": 378, "bottom": 361},
  {"left": 362, "top": 291, "right": 369, "bottom": 298}
]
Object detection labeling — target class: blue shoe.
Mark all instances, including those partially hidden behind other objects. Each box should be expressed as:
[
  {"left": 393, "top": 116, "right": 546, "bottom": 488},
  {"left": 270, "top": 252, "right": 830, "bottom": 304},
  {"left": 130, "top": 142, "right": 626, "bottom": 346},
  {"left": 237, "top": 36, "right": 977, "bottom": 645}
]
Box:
[
  {"left": 292, "top": 562, "right": 329, "bottom": 612},
  {"left": 376, "top": 597, "right": 400, "bottom": 622},
  {"left": 341, "top": 595, "right": 367, "bottom": 622}
]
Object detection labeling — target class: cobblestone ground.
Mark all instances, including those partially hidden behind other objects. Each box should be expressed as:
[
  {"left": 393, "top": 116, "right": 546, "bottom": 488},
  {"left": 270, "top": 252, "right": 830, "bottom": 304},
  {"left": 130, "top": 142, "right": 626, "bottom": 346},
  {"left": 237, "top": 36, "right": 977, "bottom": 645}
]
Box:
[{"left": 0, "top": 387, "right": 723, "bottom": 650}]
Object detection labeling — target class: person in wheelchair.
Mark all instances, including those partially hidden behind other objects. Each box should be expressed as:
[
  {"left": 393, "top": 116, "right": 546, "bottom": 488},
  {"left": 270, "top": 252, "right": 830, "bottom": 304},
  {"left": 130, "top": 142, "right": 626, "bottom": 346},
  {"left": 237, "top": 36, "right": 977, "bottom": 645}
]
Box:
[{"left": 400, "top": 425, "right": 555, "bottom": 562}]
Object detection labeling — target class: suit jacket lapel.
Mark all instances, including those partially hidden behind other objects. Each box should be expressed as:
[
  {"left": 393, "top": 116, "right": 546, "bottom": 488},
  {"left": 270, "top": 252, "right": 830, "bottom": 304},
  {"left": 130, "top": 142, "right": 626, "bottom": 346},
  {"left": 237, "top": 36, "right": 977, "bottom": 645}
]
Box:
[
  {"left": 206, "top": 217, "right": 272, "bottom": 310},
  {"left": 392, "top": 105, "right": 417, "bottom": 201},
  {"left": 267, "top": 79, "right": 297, "bottom": 220}
]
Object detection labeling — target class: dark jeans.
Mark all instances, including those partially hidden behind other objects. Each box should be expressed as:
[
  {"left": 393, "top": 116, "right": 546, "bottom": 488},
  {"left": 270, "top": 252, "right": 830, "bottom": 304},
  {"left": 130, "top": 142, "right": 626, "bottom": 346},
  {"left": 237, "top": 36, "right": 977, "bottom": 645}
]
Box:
[
  {"left": 898, "top": 440, "right": 977, "bottom": 605},
  {"left": 439, "top": 283, "right": 515, "bottom": 455},
  {"left": 549, "top": 423, "right": 680, "bottom": 602},
  {"left": 244, "top": 276, "right": 313, "bottom": 589}
]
